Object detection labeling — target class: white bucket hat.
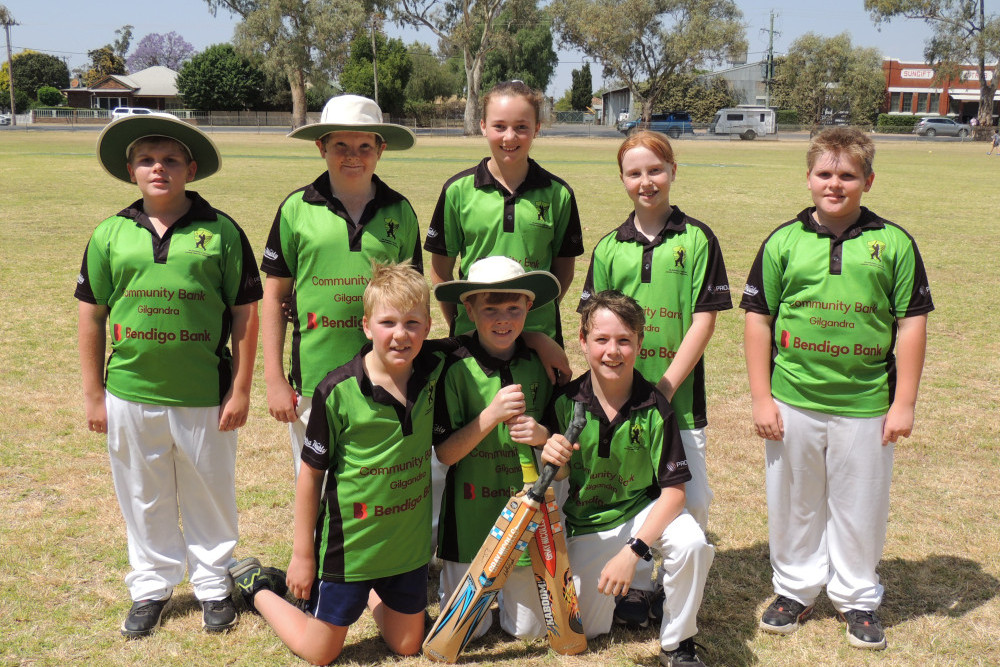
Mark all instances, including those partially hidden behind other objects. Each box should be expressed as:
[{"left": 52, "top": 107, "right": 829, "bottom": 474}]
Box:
[
  {"left": 287, "top": 95, "right": 415, "bottom": 150},
  {"left": 97, "top": 113, "right": 221, "bottom": 183},
  {"left": 434, "top": 256, "right": 561, "bottom": 309}
]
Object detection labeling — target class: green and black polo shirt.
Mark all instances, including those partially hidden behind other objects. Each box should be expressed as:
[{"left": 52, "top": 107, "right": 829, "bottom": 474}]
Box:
[
  {"left": 545, "top": 371, "right": 691, "bottom": 538},
  {"left": 740, "top": 207, "right": 934, "bottom": 417},
  {"left": 75, "top": 192, "right": 262, "bottom": 406},
  {"left": 424, "top": 158, "right": 585, "bottom": 343},
  {"left": 432, "top": 334, "right": 553, "bottom": 564},
  {"left": 261, "top": 173, "right": 423, "bottom": 398},
  {"left": 303, "top": 341, "right": 453, "bottom": 582},
  {"left": 579, "top": 206, "right": 732, "bottom": 429}
]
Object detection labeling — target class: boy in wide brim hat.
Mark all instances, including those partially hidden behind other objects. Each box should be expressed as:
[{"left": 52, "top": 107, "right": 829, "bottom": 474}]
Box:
[
  {"left": 259, "top": 95, "right": 423, "bottom": 479},
  {"left": 76, "top": 113, "right": 262, "bottom": 638}
]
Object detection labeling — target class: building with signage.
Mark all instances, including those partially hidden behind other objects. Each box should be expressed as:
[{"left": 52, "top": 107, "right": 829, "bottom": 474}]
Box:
[{"left": 883, "top": 59, "right": 998, "bottom": 122}]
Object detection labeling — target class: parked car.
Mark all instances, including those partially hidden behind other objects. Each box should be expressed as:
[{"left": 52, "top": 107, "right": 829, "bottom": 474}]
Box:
[
  {"left": 618, "top": 111, "right": 694, "bottom": 138},
  {"left": 912, "top": 116, "right": 971, "bottom": 137},
  {"left": 0, "top": 113, "right": 10, "bottom": 126},
  {"left": 111, "top": 106, "right": 154, "bottom": 120}
]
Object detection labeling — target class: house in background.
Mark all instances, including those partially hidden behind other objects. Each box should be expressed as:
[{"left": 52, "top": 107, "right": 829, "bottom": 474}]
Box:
[{"left": 63, "top": 66, "right": 181, "bottom": 111}]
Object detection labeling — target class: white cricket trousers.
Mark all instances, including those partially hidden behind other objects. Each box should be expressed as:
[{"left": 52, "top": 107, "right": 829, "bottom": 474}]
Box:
[
  {"left": 766, "top": 400, "right": 893, "bottom": 612},
  {"left": 568, "top": 504, "right": 713, "bottom": 652},
  {"left": 106, "top": 393, "right": 238, "bottom": 602},
  {"left": 439, "top": 560, "right": 543, "bottom": 640}
]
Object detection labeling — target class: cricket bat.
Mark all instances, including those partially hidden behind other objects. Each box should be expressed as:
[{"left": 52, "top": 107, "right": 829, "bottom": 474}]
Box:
[
  {"left": 423, "top": 402, "right": 587, "bottom": 663},
  {"left": 527, "top": 486, "right": 586, "bottom": 655}
]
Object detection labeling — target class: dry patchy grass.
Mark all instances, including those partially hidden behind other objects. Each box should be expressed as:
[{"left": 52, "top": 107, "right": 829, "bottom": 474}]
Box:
[{"left": 1, "top": 130, "right": 998, "bottom": 666}]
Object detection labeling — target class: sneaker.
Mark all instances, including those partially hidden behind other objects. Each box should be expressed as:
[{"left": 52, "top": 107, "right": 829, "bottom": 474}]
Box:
[
  {"left": 120, "top": 598, "right": 169, "bottom": 639},
  {"left": 614, "top": 588, "right": 651, "bottom": 628},
  {"left": 840, "top": 609, "right": 887, "bottom": 650},
  {"left": 648, "top": 584, "right": 665, "bottom": 625},
  {"left": 659, "top": 637, "right": 705, "bottom": 666},
  {"left": 759, "top": 595, "right": 814, "bottom": 635},
  {"left": 202, "top": 597, "right": 237, "bottom": 633},
  {"left": 229, "top": 557, "right": 287, "bottom": 612}
]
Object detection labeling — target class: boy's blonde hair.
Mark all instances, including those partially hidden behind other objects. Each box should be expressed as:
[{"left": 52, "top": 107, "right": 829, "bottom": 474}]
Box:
[
  {"left": 363, "top": 261, "right": 430, "bottom": 318},
  {"left": 617, "top": 130, "right": 675, "bottom": 174},
  {"left": 579, "top": 290, "right": 645, "bottom": 341},
  {"left": 807, "top": 127, "right": 876, "bottom": 177},
  {"left": 127, "top": 135, "right": 193, "bottom": 164}
]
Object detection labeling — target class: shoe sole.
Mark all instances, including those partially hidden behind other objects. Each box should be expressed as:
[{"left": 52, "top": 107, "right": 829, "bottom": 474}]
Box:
[
  {"left": 614, "top": 615, "right": 650, "bottom": 629},
  {"left": 229, "top": 556, "right": 263, "bottom": 580},
  {"left": 758, "top": 605, "right": 814, "bottom": 635},
  {"left": 203, "top": 617, "right": 238, "bottom": 633}
]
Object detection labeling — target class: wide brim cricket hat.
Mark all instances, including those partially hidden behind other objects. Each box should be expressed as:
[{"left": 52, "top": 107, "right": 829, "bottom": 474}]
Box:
[
  {"left": 97, "top": 113, "right": 221, "bottom": 183},
  {"left": 434, "top": 256, "right": 561, "bottom": 310},
  {"left": 287, "top": 94, "right": 416, "bottom": 150}
]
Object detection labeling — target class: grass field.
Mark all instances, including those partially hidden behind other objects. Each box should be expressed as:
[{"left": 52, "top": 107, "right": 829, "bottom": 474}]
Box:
[{"left": 1, "top": 129, "right": 998, "bottom": 666}]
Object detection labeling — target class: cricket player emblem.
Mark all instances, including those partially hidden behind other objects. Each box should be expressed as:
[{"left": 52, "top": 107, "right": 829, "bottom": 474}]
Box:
[
  {"left": 529, "top": 382, "right": 540, "bottom": 406},
  {"left": 629, "top": 423, "right": 644, "bottom": 448},
  {"left": 194, "top": 229, "right": 213, "bottom": 251},
  {"left": 425, "top": 379, "right": 436, "bottom": 413},
  {"left": 384, "top": 218, "right": 399, "bottom": 240},
  {"left": 533, "top": 201, "right": 551, "bottom": 222},
  {"left": 673, "top": 245, "right": 687, "bottom": 269},
  {"left": 867, "top": 240, "right": 885, "bottom": 262}
]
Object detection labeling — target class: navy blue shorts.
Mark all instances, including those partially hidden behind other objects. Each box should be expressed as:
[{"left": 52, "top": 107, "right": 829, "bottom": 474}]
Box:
[{"left": 308, "top": 564, "right": 429, "bottom": 627}]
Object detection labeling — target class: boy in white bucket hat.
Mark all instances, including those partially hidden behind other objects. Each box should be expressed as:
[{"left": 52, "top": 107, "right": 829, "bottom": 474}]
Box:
[
  {"left": 259, "top": 95, "right": 422, "bottom": 478},
  {"left": 76, "top": 113, "right": 263, "bottom": 637}
]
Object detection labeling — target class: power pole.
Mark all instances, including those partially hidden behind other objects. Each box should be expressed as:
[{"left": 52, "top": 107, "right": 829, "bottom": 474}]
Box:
[
  {"left": 763, "top": 10, "right": 777, "bottom": 108},
  {"left": 1, "top": 6, "right": 16, "bottom": 125}
]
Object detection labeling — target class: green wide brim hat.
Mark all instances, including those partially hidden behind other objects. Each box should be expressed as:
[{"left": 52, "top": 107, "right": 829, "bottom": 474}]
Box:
[
  {"left": 434, "top": 256, "right": 561, "bottom": 310},
  {"left": 288, "top": 94, "right": 416, "bottom": 150},
  {"left": 97, "top": 113, "right": 221, "bottom": 183}
]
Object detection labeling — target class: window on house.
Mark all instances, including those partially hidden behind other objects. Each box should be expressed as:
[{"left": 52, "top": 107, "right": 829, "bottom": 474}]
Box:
[
  {"left": 901, "top": 94, "right": 913, "bottom": 113},
  {"left": 917, "top": 93, "right": 928, "bottom": 113},
  {"left": 890, "top": 92, "right": 901, "bottom": 111}
]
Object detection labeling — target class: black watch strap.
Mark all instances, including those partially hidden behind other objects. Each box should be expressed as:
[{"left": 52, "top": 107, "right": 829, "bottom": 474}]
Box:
[{"left": 626, "top": 537, "right": 653, "bottom": 562}]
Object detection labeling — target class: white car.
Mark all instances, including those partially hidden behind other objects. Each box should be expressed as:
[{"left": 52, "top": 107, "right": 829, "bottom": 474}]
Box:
[
  {"left": 111, "top": 106, "right": 154, "bottom": 120},
  {"left": 0, "top": 113, "right": 10, "bottom": 126}
]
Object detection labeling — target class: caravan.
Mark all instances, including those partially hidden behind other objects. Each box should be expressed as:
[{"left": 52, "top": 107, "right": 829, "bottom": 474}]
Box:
[{"left": 709, "top": 106, "right": 776, "bottom": 140}]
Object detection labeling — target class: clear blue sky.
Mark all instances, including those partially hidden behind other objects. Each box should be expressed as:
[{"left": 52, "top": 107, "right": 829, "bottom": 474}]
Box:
[{"left": 5, "top": 0, "right": 934, "bottom": 96}]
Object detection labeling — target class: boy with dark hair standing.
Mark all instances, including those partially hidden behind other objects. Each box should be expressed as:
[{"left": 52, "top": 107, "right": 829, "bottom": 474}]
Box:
[
  {"left": 542, "top": 290, "right": 714, "bottom": 667},
  {"left": 742, "top": 127, "right": 933, "bottom": 650},
  {"left": 77, "top": 114, "right": 262, "bottom": 637}
]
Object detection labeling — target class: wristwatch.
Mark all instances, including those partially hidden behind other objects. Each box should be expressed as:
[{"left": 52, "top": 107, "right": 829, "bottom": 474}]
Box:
[{"left": 626, "top": 537, "right": 653, "bottom": 562}]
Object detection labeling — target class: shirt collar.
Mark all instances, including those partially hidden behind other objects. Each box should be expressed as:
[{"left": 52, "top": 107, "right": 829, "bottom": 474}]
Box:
[
  {"left": 301, "top": 172, "right": 402, "bottom": 217},
  {"left": 119, "top": 191, "right": 215, "bottom": 232},
  {"left": 565, "top": 370, "right": 658, "bottom": 424},
  {"left": 795, "top": 206, "right": 885, "bottom": 238},
  {"left": 614, "top": 206, "right": 688, "bottom": 245},
  {"left": 472, "top": 157, "right": 552, "bottom": 195},
  {"left": 462, "top": 332, "right": 532, "bottom": 377}
]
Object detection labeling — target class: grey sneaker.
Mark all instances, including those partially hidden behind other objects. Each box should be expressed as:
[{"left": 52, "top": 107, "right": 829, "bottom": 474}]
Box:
[
  {"left": 759, "top": 595, "right": 814, "bottom": 635},
  {"left": 120, "top": 598, "right": 169, "bottom": 639},
  {"left": 659, "top": 637, "right": 706, "bottom": 666},
  {"left": 202, "top": 596, "right": 237, "bottom": 633},
  {"left": 840, "top": 609, "right": 887, "bottom": 650},
  {"left": 229, "top": 557, "right": 287, "bottom": 612}
]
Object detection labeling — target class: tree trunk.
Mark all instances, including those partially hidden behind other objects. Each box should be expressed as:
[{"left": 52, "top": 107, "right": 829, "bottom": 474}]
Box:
[
  {"left": 289, "top": 67, "right": 307, "bottom": 129},
  {"left": 463, "top": 50, "right": 483, "bottom": 136}
]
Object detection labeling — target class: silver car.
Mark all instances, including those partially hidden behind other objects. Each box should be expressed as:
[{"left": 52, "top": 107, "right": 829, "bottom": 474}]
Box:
[{"left": 913, "top": 116, "right": 972, "bottom": 137}]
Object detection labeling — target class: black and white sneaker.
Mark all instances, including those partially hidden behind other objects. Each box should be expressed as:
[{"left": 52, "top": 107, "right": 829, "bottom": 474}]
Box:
[
  {"left": 614, "top": 588, "right": 652, "bottom": 628},
  {"left": 840, "top": 609, "right": 887, "bottom": 650},
  {"left": 659, "top": 637, "right": 706, "bottom": 666},
  {"left": 202, "top": 596, "right": 237, "bottom": 633},
  {"left": 229, "top": 557, "right": 287, "bottom": 612},
  {"left": 120, "top": 598, "right": 169, "bottom": 639},
  {"left": 759, "top": 595, "right": 814, "bottom": 635}
]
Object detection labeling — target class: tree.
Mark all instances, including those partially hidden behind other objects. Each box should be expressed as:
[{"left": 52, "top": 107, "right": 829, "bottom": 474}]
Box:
[
  {"left": 394, "top": 0, "right": 512, "bottom": 134},
  {"left": 651, "top": 72, "right": 738, "bottom": 122},
  {"left": 127, "top": 32, "right": 197, "bottom": 72},
  {"left": 0, "top": 51, "right": 69, "bottom": 100},
  {"left": 480, "top": 0, "right": 558, "bottom": 92},
  {"left": 202, "top": 0, "right": 365, "bottom": 127},
  {"left": 82, "top": 46, "right": 127, "bottom": 87},
  {"left": 176, "top": 43, "right": 266, "bottom": 110},
  {"left": 36, "top": 85, "right": 65, "bottom": 106},
  {"left": 770, "top": 33, "right": 884, "bottom": 125},
  {"left": 405, "top": 41, "right": 464, "bottom": 102},
  {"left": 113, "top": 25, "right": 134, "bottom": 58},
  {"left": 340, "top": 32, "right": 413, "bottom": 117},
  {"left": 570, "top": 62, "right": 592, "bottom": 110},
  {"left": 866, "top": 0, "right": 1000, "bottom": 130},
  {"left": 551, "top": 0, "right": 746, "bottom": 122}
]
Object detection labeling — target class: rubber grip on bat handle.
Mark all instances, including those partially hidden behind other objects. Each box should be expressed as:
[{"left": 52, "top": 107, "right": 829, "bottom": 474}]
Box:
[{"left": 527, "top": 402, "right": 587, "bottom": 503}]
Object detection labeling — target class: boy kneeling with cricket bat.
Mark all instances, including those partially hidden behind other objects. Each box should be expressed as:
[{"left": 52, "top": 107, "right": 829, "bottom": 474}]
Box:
[{"left": 542, "top": 290, "right": 715, "bottom": 667}]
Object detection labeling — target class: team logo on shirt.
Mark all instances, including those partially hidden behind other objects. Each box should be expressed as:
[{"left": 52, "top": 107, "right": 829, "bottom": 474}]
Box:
[
  {"left": 304, "top": 436, "right": 327, "bottom": 455},
  {"left": 868, "top": 240, "right": 885, "bottom": 262},
  {"left": 533, "top": 201, "right": 551, "bottom": 222},
  {"left": 187, "top": 229, "right": 215, "bottom": 257},
  {"left": 384, "top": 217, "right": 399, "bottom": 240},
  {"left": 425, "top": 379, "right": 436, "bottom": 413},
  {"left": 627, "top": 423, "right": 644, "bottom": 450},
  {"left": 529, "top": 382, "right": 540, "bottom": 406},
  {"left": 673, "top": 245, "right": 687, "bottom": 269}
]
